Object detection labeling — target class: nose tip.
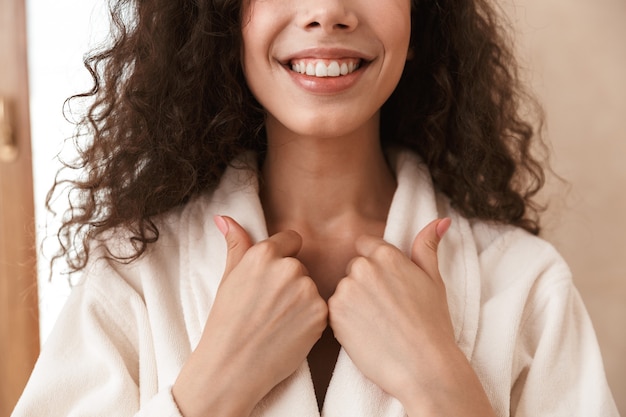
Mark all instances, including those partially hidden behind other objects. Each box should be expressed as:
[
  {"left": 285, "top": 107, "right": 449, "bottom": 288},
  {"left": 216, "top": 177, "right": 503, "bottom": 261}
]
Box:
[
  {"left": 305, "top": 20, "right": 353, "bottom": 32},
  {"left": 299, "top": 5, "right": 358, "bottom": 33}
]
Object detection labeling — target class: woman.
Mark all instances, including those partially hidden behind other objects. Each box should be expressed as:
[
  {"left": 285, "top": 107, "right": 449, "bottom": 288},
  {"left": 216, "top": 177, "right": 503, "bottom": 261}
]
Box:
[{"left": 13, "top": 0, "right": 618, "bottom": 416}]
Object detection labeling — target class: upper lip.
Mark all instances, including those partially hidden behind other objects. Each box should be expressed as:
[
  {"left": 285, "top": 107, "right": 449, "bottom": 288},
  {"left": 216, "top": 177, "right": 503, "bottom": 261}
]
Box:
[{"left": 278, "top": 47, "right": 376, "bottom": 65}]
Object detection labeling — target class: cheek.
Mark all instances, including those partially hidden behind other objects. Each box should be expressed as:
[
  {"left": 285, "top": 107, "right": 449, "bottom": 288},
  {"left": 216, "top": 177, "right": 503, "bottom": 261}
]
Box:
[
  {"left": 241, "top": 29, "right": 268, "bottom": 101},
  {"left": 387, "top": 6, "right": 412, "bottom": 50},
  {"left": 385, "top": 11, "right": 412, "bottom": 82},
  {"left": 376, "top": 0, "right": 411, "bottom": 46},
  {"left": 240, "top": 5, "right": 286, "bottom": 96},
  {"left": 241, "top": 20, "right": 261, "bottom": 74}
]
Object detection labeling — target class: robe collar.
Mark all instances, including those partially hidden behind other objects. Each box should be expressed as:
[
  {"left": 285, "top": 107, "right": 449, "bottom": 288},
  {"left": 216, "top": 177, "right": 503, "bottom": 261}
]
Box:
[{"left": 180, "top": 149, "right": 480, "bottom": 416}]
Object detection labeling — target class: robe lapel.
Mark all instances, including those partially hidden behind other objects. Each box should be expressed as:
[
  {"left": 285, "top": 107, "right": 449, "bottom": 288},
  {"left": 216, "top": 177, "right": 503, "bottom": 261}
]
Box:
[
  {"left": 251, "top": 362, "right": 320, "bottom": 417},
  {"left": 181, "top": 154, "right": 321, "bottom": 415},
  {"left": 181, "top": 154, "right": 271, "bottom": 348},
  {"left": 381, "top": 150, "right": 480, "bottom": 359}
]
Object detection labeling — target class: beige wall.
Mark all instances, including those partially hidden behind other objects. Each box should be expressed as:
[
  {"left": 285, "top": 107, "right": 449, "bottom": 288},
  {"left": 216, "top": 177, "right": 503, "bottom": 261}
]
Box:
[{"left": 505, "top": 0, "right": 626, "bottom": 412}]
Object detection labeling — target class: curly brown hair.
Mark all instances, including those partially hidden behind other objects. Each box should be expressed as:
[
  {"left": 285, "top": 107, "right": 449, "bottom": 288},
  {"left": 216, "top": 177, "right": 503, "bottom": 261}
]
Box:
[{"left": 49, "top": 0, "right": 546, "bottom": 274}]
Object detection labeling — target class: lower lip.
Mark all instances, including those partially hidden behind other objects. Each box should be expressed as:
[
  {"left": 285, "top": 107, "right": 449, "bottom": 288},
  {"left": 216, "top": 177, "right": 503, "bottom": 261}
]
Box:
[{"left": 284, "top": 64, "right": 366, "bottom": 94}]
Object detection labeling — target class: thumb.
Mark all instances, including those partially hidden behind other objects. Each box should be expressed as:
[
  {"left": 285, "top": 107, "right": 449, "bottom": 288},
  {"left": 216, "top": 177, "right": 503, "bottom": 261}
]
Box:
[
  {"left": 214, "top": 215, "right": 253, "bottom": 278},
  {"left": 410, "top": 218, "right": 451, "bottom": 280}
]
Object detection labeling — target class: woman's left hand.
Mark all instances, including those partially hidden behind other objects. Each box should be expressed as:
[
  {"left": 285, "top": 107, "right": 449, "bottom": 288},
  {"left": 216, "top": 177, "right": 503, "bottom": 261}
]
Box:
[{"left": 328, "top": 218, "right": 495, "bottom": 416}]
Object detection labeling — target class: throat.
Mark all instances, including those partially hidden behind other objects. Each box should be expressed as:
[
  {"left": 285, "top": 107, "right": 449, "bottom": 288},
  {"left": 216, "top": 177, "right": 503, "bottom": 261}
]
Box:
[{"left": 308, "top": 326, "right": 342, "bottom": 411}]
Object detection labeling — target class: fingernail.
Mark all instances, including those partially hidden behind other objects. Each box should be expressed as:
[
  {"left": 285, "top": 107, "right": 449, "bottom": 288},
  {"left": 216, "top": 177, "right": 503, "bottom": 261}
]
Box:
[
  {"left": 436, "top": 218, "right": 452, "bottom": 239},
  {"left": 214, "top": 215, "right": 229, "bottom": 236}
]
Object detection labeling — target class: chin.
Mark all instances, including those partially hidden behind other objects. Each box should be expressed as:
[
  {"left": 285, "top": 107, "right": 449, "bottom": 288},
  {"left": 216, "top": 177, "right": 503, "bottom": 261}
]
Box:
[
  {"left": 279, "top": 109, "right": 378, "bottom": 139},
  {"left": 290, "top": 121, "right": 364, "bottom": 139}
]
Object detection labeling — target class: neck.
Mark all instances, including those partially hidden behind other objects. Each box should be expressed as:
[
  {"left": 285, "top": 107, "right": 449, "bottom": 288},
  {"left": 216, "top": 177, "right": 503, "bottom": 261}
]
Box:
[{"left": 260, "top": 114, "right": 396, "bottom": 237}]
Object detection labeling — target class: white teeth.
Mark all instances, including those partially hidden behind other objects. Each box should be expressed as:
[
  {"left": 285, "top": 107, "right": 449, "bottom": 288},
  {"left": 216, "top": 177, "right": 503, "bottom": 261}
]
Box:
[
  {"left": 327, "top": 61, "right": 341, "bottom": 77},
  {"left": 290, "top": 59, "right": 361, "bottom": 77},
  {"left": 315, "top": 62, "right": 327, "bottom": 77}
]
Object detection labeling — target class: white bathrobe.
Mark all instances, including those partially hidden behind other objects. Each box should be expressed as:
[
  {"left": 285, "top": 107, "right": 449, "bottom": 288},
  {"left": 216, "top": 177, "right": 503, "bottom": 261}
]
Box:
[{"left": 12, "top": 150, "right": 619, "bottom": 417}]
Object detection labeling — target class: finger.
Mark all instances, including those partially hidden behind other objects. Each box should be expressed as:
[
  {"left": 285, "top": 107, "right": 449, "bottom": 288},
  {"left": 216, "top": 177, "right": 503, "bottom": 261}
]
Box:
[
  {"left": 214, "top": 215, "right": 253, "bottom": 278},
  {"left": 410, "top": 218, "right": 451, "bottom": 280},
  {"left": 354, "top": 234, "right": 390, "bottom": 258},
  {"left": 344, "top": 256, "right": 360, "bottom": 275},
  {"left": 263, "top": 229, "right": 303, "bottom": 259}
]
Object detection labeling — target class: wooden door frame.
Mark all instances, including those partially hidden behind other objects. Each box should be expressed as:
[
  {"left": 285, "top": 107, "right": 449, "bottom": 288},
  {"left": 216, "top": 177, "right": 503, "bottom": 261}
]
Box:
[{"left": 0, "top": 0, "right": 40, "bottom": 414}]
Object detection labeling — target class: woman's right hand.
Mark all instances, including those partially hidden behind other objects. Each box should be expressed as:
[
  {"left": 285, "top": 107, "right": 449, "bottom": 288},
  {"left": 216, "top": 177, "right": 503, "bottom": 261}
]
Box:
[{"left": 172, "top": 216, "right": 328, "bottom": 417}]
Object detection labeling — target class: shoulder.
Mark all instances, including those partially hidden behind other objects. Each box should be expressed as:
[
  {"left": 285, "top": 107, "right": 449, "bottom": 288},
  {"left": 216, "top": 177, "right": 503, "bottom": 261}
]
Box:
[
  {"left": 79, "top": 153, "right": 263, "bottom": 305},
  {"left": 463, "top": 217, "right": 574, "bottom": 306},
  {"left": 392, "top": 147, "right": 572, "bottom": 295},
  {"left": 470, "top": 220, "right": 569, "bottom": 277},
  {"left": 80, "top": 191, "right": 215, "bottom": 294}
]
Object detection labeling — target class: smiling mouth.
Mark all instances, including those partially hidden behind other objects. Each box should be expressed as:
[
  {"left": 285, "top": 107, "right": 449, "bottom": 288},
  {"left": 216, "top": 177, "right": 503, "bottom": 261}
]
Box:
[{"left": 289, "top": 58, "right": 363, "bottom": 78}]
